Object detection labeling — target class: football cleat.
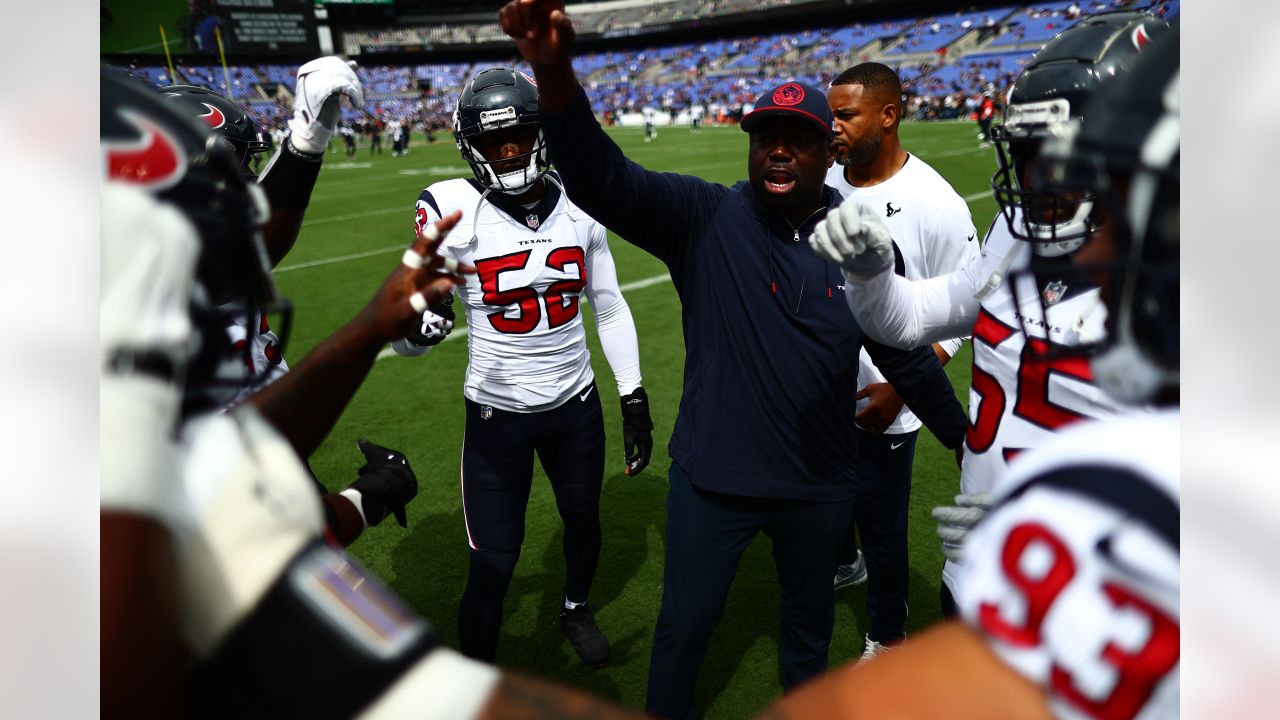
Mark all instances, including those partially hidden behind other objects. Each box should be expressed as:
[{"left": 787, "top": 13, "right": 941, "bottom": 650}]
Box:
[{"left": 560, "top": 605, "right": 609, "bottom": 668}]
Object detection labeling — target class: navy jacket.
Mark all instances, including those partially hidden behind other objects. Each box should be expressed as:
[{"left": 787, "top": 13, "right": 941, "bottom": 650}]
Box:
[{"left": 543, "top": 89, "right": 966, "bottom": 502}]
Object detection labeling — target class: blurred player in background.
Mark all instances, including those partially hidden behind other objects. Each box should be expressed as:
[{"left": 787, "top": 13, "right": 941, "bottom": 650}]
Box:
[
  {"left": 810, "top": 11, "right": 1169, "bottom": 616},
  {"left": 774, "top": 26, "right": 1179, "bottom": 719},
  {"left": 160, "top": 59, "right": 423, "bottom": 547},
  {"left": 824, "top": 61, "right": 979, "bottom": 659},
  {"left": 395, "top": 66, "right": 654, "bottom": 668}
]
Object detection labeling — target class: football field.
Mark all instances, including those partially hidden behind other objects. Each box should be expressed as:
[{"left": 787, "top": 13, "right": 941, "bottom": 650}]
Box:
[{"left": 281, "top": 120, "right": 999, "bottom": 718}]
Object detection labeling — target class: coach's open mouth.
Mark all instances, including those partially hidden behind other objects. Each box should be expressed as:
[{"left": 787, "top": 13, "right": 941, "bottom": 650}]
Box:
[{"left": 764, "top": 168, "right": 796, "bottom": 195}]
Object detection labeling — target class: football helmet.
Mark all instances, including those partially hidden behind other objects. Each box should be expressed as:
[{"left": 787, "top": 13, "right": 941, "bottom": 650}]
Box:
[
  {"left": 101, "top": 66, "right": 286, "bottom": 411},
  {"left": 991, "top": 11, "right": 1168, "bottom": 256},
  {"left": 453, "top": 67, "right": 549, "bottom": 195},
  {"left": 162, "top": 84, "right": 270, "bottom": 176},
  {"left": 1031, "top": 27, "right": 1179, "bottom": 405}
]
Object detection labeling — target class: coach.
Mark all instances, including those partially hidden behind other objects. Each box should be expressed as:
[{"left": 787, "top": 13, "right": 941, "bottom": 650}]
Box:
[{"left": 500, "top": 2, "right": 967, "bottom": 718}]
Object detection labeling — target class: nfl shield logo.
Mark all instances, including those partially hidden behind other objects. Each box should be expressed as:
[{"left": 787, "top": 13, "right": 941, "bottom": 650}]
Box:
[
  {"left": 525, "top": 214, "right": 540, "bottom": 229},
  {"left": 1042, "top": 280, "right": 1067, "bottom": 306},
  {"left": 480, "top": 405, "right": 493, "bottom": 420}
]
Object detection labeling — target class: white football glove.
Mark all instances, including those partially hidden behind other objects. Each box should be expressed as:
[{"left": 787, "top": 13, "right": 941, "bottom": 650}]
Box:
[
  {"left": 810, "top": 199, "right": 896, "bottom": 278},
  {"left": 288, "top": 56, "right": 363, "bottom": 154},
  {"left": 390, "top": 307, "right": 455, "bottom": 358},
  {"left": 932, "top": 492, "right": 993, "bottom": 562}
]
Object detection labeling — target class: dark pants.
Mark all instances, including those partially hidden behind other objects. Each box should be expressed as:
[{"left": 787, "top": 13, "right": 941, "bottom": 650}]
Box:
[
  {"left": 457, "top": 383, "right": 605, "bottom": 662},
  {"left": 645, "top": 462, "right": 854, "bottom": 720},
  {"left": 844, "top": 427, "right": 917, "bottom": 643}
]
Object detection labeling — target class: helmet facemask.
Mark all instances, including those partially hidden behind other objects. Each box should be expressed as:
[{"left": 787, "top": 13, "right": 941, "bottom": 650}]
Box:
[
  {"left": 991, "top": 98, "right": 1097, "bottom": 257},
  {"left": 455, "top": 112, "right": 549, "bottom": 195}
]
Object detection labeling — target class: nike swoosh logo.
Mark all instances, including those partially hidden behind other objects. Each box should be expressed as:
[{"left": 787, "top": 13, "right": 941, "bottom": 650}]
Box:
[
  {"left": 890, "top": 440, "right": 907, "bottom": 450},
  {"left": 966, "top": 233, "right": 976, "bottom": 242},
  {"left": 580, "top": 387, "right": 594, "bottom": 402}
]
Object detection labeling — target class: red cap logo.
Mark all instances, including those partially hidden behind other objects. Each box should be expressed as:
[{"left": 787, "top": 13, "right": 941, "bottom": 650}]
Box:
[
  {"left": 773, "top": 83, "right": 805, "bottom": 107},
  {"left": 198, "top": 102, "right": 226, "bottom": 129},
  {"left": 104, "top": 110, "right": 186, "bottom": 190}
]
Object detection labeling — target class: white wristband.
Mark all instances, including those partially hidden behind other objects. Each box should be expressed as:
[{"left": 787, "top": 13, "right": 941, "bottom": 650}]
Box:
[
  {"left": 338, "top": 488, "right": 369, "bottom": 528},
  {"left": 409, "top": 292, "right": 428, "bottom": 314}
]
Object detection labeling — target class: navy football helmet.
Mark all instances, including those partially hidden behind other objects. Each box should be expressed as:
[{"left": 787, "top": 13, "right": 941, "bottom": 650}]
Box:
[
  {"left": 162, "top": 84, "right": 270, "bottom": 176},
  {"left": 991, "top": 11, "right": 1169, "bottom": 257},
  {"left": 453, "top": 67, "right": 550, "bottom": 195},
  {"left": 1030, "top": 28, "right": 1179, "bottom": 405}
]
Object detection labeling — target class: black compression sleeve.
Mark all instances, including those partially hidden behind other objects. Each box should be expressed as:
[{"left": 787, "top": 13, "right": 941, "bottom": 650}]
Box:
[{"left": 258, "top": 137, "right": 323, "bottom": 210}]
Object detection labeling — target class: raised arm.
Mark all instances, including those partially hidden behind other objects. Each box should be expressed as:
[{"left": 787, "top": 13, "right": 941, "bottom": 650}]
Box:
[
  {"left": 250, "top": 212, "right": 470, "bottom": 459},
  {"left": 500, "top": 0, "right": 723, "bottom": 271}
]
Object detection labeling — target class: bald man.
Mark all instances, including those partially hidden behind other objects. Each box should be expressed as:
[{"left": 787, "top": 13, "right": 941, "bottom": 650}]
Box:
[{"left": 824, "top": 62, "right": 978, "bottom": 659}]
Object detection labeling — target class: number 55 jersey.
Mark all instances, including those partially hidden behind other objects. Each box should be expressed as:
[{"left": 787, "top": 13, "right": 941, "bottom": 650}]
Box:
[
  {"left": 957, "top": 409, "right": 1179, "bottom": 720},
  {"left": 411, "top": 173, "right": 642, "bottom": 412}
]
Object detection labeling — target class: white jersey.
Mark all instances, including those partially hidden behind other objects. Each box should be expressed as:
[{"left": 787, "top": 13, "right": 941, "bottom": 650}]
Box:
[
  {"left": 958, "top": 409, "right": 1179, "bottom": 720},
  {"left": 209, "top": 309, "right": 289, "bottom": 410},
  {"left": 412, "top": 175, "right": 642, "bottom": 412},
  {"left": 840, "top": 211, "right": 1131, "bottom": 597},
  {"left": 826, "top": 154, "right": 979, "bottom": 434}
]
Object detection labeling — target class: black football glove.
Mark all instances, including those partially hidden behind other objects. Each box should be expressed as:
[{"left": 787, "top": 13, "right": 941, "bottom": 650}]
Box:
[
  {"left": 349, "top": 439, "right": 419, "bottom": 528},
  {"left": 620, "top": 387, "right": 654, "bottom": 477},
  {"left": 406, "top": 295, "right": 455, "bottom": 348}
]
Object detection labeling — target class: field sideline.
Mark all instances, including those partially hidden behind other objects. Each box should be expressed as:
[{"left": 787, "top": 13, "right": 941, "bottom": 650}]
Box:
[{"left": 280, "top": 121, "right": 999, "bottom": 718}]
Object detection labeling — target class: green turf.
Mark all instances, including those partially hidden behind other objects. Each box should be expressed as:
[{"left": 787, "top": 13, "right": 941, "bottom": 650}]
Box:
[{"left": 279, "top": 121, "right": 998, "bottom": 718}]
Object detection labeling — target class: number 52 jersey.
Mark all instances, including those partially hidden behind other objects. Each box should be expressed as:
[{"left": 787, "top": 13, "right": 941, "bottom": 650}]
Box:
[
  {"left": 413, "top": 173, "right": 642, "bottom": 412},
  {"left": 958, "top": 409, "right": 1180, "bottom": 720}
]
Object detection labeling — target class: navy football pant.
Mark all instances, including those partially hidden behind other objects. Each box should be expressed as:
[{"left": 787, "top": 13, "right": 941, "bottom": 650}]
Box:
[
  {"left": 646, "top": 462, "right": 854, "bottom": 720},
  {"left": 842, "top": 426, "right": 918, "bottom": 644},
  {"left": 457, "top": 383, "right": 605, "bottom": 663}
]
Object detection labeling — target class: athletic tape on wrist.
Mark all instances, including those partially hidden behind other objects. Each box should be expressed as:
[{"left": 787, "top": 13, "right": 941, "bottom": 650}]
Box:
[{"left": 409, "top": 293, "right": 428, "bottom": 314}]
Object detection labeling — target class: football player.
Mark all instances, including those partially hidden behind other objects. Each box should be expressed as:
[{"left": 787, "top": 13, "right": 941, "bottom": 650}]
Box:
[
  {"left": 766, "top": 27, "right": 1179, "bottom": 719},
  {"left": 158, "top": 62, "right": 420, "bottom": 548},
  {"left": 163, "top": 57, "right": 364, "bottom": 411},
  {"left": 394, "top": 66, "right": 654, "bottom": 668},
  {"left": 102, "top": 64, "right": 653, "bottom": 720},
  {"left": 809, "top": 10, "right": 1169, "bottom": 613}
]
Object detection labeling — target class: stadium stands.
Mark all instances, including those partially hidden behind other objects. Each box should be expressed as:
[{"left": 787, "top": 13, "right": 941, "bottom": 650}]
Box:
[{"left": 116, "top": 0, "right": 1173, "bottom": 135}]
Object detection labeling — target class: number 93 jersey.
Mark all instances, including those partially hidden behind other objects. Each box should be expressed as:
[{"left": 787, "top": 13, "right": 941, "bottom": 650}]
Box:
[
  {"left": 414, "top": 174, "right": 611, "bottom": 412},
  {"left": 958, "top": 409, "right": 1180, "bottom": 720}
]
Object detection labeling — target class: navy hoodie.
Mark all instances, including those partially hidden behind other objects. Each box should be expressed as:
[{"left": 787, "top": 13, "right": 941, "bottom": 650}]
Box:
[{"left": 542, "top": 88, "right": 966, "bottom": 502}]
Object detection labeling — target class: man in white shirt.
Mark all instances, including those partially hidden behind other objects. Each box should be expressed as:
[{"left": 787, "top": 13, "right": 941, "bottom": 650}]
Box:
[
  {"left": 824, "top": 62, "right": 978, "bottom": 659},
  {"left": 809, "top": 12, "right": 1169, "bottom": 618}
]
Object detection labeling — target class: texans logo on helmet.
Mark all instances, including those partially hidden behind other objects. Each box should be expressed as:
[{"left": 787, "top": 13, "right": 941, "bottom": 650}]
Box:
[
  {"left": 198, "top": 102, "right": 227, "bottom": 129},
  {"left": 104, "top": 109, "right": 187, "bottom": 190}
]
